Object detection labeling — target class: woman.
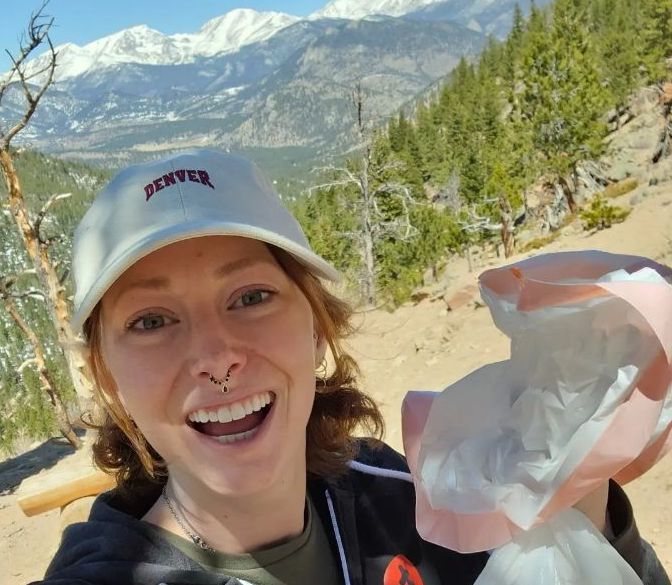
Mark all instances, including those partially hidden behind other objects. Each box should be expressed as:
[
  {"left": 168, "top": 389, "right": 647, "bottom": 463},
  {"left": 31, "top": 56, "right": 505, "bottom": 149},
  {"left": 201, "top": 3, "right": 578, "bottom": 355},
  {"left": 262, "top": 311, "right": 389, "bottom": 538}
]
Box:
[{"left": 36, "top": 149, "right": 669, "bottom": 585}]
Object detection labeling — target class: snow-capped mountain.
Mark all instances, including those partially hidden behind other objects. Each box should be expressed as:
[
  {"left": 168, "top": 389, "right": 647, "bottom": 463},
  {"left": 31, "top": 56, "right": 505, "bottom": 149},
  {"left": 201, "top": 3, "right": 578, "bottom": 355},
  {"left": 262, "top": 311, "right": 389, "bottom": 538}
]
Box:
[
  {"left": 23, "top": 9, "right": 298, "bottom": 82},
  {"left": 310, "top": 0, "right": 442, "bottom": 20},
  {"left": 0, "top": 1, "right": 538, "bottom": 169}
]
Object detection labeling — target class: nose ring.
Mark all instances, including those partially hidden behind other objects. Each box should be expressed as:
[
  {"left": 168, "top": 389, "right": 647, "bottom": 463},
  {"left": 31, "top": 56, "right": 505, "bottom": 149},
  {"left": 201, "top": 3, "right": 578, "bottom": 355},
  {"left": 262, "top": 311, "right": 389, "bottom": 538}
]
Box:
[{"left": 208, "top": 368, "right": 232, "bottom": 393}]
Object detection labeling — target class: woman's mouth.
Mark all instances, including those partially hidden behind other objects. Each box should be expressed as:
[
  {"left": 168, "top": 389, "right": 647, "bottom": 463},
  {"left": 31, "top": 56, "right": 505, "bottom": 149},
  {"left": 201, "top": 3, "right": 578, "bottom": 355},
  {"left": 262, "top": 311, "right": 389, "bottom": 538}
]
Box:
[{"left": 187, "top": 391, "right": 275, "bottom": 444}]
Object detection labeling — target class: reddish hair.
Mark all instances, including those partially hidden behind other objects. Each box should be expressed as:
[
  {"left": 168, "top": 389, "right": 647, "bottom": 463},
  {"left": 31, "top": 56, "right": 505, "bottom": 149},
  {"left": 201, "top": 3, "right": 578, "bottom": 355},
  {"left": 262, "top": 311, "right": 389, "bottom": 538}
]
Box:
[{"left": 83, "top": 245, "right": 384, "bottom": 493}]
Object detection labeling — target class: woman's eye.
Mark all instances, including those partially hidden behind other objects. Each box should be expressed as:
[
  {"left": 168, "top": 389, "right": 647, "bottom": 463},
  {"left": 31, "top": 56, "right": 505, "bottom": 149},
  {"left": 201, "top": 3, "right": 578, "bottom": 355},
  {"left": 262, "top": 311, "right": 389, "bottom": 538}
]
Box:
[
  {"left": 127, "top": 313, "right": 174, "bottom": 332},
  {"left": 233, "top": 289, "right": 272, "bottom": 308}
]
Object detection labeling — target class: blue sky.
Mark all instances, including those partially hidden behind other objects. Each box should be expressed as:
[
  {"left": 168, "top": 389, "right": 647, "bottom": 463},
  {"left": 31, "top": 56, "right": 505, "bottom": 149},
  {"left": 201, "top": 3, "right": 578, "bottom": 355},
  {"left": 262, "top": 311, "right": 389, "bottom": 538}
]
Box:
[{"left": 1, "top": 1, "right": 327, "bottom": 70}]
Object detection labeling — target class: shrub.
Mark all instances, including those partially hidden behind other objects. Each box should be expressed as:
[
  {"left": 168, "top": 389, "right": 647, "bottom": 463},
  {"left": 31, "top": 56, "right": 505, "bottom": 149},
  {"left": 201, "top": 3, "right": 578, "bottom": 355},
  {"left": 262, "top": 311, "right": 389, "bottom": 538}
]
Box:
[
  {"left": 520, "top": 231, "right": 561, "bottom": 252},
  {"left": 580, "top": 196, "right": 631, "bottom": 231},
  {"left": 601, "top": 178, "right": 638, "bottom": 199}
]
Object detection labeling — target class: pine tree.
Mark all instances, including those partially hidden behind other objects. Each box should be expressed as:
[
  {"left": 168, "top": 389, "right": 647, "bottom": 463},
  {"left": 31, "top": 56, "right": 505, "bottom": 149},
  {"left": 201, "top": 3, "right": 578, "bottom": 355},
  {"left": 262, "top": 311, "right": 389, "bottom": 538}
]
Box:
[
  {"left": 640, "top": 0, "right": 672, "bottom": 81},
  {"left": 520, "top": 0, "right": 608, "bottom": 208},
  {"left": 593, "top": 0, "right": 643, "bottom": 116}
]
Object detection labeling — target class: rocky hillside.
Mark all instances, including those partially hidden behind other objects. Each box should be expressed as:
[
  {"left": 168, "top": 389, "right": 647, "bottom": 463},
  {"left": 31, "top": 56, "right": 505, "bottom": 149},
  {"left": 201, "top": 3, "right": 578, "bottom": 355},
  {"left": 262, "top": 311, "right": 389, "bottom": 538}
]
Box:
[
  {"left": 2, "top": 16, "right": 484, "bottom": 167},
  {"left": 0, "top": 1, "right": 558, "bottom": 170}
]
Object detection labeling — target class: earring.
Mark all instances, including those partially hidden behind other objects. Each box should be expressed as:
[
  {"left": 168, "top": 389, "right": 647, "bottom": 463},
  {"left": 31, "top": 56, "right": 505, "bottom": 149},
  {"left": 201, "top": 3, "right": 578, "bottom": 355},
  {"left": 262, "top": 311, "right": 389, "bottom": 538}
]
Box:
[{"left": 315, "top": 358, "right": 328, "bottom": 378}]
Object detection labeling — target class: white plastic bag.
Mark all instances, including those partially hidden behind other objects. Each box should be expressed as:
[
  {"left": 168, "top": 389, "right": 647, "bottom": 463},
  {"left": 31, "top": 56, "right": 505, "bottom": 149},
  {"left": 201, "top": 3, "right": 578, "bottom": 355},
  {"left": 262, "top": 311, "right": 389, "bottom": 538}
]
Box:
[
  {"left": 402, "top": 251, "right": 672, "bottom": 583},
  {"left": 475, "top": 509, "right": 641, "bottom": 585}
]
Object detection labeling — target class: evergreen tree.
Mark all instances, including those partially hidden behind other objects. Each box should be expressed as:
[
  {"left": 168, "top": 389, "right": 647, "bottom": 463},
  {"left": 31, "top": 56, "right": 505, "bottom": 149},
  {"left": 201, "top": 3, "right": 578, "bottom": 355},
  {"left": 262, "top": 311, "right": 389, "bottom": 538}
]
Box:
[
  {"left": 642, "top": 0, "right": 672, "bottom": 81},
  {"left": 593, "top": 0, "right": 644, "bottom": 115},
  {"left": 520, "top": 0, "right": 608, "bottom": 205}
]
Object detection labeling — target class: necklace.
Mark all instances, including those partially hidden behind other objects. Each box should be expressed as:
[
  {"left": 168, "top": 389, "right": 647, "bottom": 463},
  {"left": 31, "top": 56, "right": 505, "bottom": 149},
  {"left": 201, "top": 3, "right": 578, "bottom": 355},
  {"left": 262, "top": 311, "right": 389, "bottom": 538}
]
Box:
[{"left": 161, "top": 484, "right": 216, "bottom": 553}]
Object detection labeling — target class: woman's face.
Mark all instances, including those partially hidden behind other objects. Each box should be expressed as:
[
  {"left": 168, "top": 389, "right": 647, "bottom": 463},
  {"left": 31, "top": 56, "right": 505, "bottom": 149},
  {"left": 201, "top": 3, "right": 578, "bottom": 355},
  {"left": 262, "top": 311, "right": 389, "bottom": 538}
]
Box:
[{"left": 100, "top": 236, "right": 320, "bottom": 497}]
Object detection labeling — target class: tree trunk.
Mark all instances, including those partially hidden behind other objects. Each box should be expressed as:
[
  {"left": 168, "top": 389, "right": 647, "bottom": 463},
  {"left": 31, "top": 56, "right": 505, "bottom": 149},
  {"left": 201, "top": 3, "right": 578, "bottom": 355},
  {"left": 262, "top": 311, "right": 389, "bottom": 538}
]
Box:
[
  {"left": 499, "top": 196, "right": 515, "bottom": 258},
  {"left": 652, "top": 102, "right": 672, "bottom": 164},
  {"left": 360, "top": 199, "right": 377, "bottom": 307},
  {"left": 559, "top": 175, "right": 577, "bottom": 213},
  {"left": 359, "top": 155, "right": 377, "bottom": 307},
  {"left": 0, "top": 148, "right": 92, "bottom": 403},
  {"left": 4, "top": 296, "right": 81, "bottom": 449}
]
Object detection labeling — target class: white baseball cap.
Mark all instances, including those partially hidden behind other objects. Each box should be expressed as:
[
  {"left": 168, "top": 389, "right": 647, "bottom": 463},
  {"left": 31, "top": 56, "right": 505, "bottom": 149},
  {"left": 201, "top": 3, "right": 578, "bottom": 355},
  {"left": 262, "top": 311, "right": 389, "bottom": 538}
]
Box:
[{"left": 71, "top": 149, "right": 340, "bottom": 334}]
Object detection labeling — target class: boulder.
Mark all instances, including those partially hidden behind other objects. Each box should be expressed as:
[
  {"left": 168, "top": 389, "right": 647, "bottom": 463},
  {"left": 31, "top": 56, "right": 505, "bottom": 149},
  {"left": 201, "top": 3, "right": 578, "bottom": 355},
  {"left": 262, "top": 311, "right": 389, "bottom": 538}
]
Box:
[{"left": 443, "top": 284, "right": 479, "bottom": 311}]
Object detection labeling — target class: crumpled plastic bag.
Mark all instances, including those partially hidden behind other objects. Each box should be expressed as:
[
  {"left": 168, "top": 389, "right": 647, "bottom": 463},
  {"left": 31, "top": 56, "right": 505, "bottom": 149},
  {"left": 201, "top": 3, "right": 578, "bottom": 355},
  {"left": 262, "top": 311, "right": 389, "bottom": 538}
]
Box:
[
  {"left": 475, "top": 508, "right": 641, "bottom": 585},
  {"left": 402, "top": 250, "right": 672, "bottom": 583}
]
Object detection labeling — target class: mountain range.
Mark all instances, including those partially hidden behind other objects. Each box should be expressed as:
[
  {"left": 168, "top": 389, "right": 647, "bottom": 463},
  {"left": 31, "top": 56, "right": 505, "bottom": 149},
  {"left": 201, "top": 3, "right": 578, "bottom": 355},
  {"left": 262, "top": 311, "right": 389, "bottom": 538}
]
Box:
[{"left": 1, "top": 0, "right": 548, "bottom": 174}]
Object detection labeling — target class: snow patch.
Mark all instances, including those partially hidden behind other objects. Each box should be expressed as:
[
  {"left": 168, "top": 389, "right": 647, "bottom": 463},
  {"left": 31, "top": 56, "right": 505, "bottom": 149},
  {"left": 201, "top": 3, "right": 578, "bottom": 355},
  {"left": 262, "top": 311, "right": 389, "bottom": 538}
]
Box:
[
  {"left": 310, "top": 0, "right": 442, "bottom": 20},
  {"left": 17, "top": 9, "right": 299, "bottom": 82}
]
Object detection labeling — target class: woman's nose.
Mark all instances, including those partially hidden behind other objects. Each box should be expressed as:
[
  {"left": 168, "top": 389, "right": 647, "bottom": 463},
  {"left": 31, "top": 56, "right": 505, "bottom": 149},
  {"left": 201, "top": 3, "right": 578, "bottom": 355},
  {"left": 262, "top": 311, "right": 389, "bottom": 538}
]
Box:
[{"left": 187, "top": 324, "right": 247, "bottom": 385}]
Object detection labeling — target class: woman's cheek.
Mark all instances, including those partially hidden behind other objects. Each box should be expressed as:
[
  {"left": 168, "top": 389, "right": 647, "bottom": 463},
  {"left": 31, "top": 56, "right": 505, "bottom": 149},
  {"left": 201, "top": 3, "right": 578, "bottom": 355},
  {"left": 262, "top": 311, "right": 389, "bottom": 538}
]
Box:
[{"left": 110, "top": 346, "right": 174, "bottom": 397}]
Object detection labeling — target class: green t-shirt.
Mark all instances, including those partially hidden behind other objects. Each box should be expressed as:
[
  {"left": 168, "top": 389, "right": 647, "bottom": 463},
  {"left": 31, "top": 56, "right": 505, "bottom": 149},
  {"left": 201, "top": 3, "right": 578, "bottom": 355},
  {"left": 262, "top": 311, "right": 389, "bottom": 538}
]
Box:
[{"left": 149, "top": 496, "right": 342, "bottom": 585}]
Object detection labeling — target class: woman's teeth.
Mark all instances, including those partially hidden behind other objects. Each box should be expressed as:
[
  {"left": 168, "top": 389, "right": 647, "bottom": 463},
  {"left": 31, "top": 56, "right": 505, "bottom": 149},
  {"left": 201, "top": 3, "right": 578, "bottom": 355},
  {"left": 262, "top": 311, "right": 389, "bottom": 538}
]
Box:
[
  {"left": 188, "top": 391, "right": 273, "bottom": 424},
  {"left": 215, "top": 428, "right": 259, "bottom": 444}
]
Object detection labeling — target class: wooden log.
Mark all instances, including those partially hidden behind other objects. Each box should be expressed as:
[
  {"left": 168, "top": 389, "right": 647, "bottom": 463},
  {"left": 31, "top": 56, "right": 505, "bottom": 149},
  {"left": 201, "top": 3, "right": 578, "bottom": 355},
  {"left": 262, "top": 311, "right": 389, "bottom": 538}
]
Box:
[
  {"left": 60, "top": 496, "right": 97, "bottom": 531},
  {"left": 17, "top": 464, "right": 115, "bottom": 517}
]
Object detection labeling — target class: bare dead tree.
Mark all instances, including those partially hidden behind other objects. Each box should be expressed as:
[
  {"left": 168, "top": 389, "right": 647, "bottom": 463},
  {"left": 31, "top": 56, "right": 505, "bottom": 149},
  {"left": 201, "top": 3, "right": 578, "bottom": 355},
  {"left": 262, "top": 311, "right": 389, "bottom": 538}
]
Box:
[
  {"left": 308, "top": 82, "right": 420, "bottom": 305},
  {"left": 0, "top": 2, "right": 92, "bottom": 447},
  {"left": 457, "top": 192, "right": 519, "bottom": 261}
]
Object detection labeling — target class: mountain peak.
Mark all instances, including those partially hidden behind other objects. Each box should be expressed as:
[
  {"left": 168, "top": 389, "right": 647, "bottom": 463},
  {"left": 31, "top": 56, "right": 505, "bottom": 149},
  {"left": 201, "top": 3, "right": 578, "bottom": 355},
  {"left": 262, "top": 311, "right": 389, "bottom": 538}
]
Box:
[
  {"left": 196, "top": 9, "right": 299, "bottom": 53},
  {"left": 19, "top": 8, "right": 298, "bottom": 82},
  {"left": 310, "top": 0, "right": 442, "bottom": 20}
]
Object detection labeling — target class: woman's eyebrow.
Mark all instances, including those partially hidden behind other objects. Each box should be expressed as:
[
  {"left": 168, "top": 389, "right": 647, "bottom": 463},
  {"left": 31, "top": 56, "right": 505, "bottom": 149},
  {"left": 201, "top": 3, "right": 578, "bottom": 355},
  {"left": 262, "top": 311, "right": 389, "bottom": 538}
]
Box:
[
  {"left": 110, "top": 277, "right": 169, "bottom": 305},
  {"left": 213, "top": 257, "right": 275, "bottom": 278},
  {"left": 113, "top": 258, "right": 275, "bottom": 303}
]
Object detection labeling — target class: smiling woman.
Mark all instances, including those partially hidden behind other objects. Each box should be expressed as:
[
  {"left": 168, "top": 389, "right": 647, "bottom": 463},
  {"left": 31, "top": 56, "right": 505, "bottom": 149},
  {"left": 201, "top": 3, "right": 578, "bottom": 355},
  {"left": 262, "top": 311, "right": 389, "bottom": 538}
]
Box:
[{"left": 31, "top": 149, "right": 670, "bottom": 585}]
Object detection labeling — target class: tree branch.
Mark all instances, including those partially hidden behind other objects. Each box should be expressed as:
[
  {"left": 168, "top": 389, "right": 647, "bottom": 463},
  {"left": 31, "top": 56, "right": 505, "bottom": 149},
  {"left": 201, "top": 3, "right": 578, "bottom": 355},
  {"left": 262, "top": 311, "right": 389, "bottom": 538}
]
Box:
[
  {"left": 0, "top": 1, "right": 56, "bottom": 149},
  {"left": 306, "top": 179, "right": 355, "bottom": 196},
  {"left": 10, "top": 288, "right": 47, "bottom": 301},
  {"left": 17, "top": 357, "right": 39, "bottom": 373},
  {"left": 33, "top": 192, "right": 71, "bottom": 243},
  {"left": 459, "top": 205, "right": 503, "bottom": 233}
]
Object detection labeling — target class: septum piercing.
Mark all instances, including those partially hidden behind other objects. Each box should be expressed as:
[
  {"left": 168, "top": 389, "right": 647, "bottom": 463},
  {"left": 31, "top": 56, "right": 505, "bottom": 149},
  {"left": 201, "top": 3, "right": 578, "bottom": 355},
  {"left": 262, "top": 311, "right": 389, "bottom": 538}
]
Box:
[{"left": 208, "top": 368, "right": 232, "bottom": 393}]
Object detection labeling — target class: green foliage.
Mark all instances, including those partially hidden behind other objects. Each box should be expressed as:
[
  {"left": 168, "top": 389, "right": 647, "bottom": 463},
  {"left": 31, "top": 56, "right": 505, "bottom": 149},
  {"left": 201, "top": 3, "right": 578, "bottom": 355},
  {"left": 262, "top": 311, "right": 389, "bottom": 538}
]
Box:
[
  {"left": 376, "top": 206, "right": 463, "bottom": 305},
  {"left": 639, "top": 0, "right": 672, "bottom": 81},
  {"left": 521, "top": 0, "right": 609, "bottom": 177},
  {"left": 290, "top": 182, "right": 362, "bottom": 282},
  {"left": 299, "top": 0, "right": 670, "bottom": 305},
  {"left": 592, "top": 0, "right": 646, "bottom": 111},
  {"left": 580, "top": 196, "right": 630, "bottom": 230}
]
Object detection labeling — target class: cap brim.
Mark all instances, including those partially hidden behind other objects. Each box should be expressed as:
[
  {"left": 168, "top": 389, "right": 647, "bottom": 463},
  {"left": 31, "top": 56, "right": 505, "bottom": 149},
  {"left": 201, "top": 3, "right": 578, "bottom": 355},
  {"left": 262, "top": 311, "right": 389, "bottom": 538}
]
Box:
[{"left": 71, "top": 220, "right": 341, "bottom": 334}]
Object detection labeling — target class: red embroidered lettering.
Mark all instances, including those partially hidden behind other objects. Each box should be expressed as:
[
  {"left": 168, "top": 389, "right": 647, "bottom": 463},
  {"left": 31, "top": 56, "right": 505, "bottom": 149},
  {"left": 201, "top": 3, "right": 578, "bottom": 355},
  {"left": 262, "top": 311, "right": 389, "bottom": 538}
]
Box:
[
  {"left": 198, "top": 170, "right": 215, "bottom": 189},
  {"left": 144, "top": 168, "right": 215, "bottom": 200}
]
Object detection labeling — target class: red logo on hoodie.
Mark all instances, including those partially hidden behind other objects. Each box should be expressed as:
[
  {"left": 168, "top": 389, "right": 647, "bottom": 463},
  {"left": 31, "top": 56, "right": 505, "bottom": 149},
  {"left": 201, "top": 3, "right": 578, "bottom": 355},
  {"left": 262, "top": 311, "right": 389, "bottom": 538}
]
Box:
[
  {"left": 383, "top": 555, "right": 423, "bottom": 585},
  {"left": 144, "top": 168, "right": 215, "bottom": 201}
]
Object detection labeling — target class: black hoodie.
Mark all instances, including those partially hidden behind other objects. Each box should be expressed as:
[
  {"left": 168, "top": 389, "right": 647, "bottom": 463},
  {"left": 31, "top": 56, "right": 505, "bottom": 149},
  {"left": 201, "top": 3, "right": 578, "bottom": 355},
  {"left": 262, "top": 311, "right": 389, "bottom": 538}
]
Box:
[{"left": 34, "top": 442, "right": 670, "bottom": 585}]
